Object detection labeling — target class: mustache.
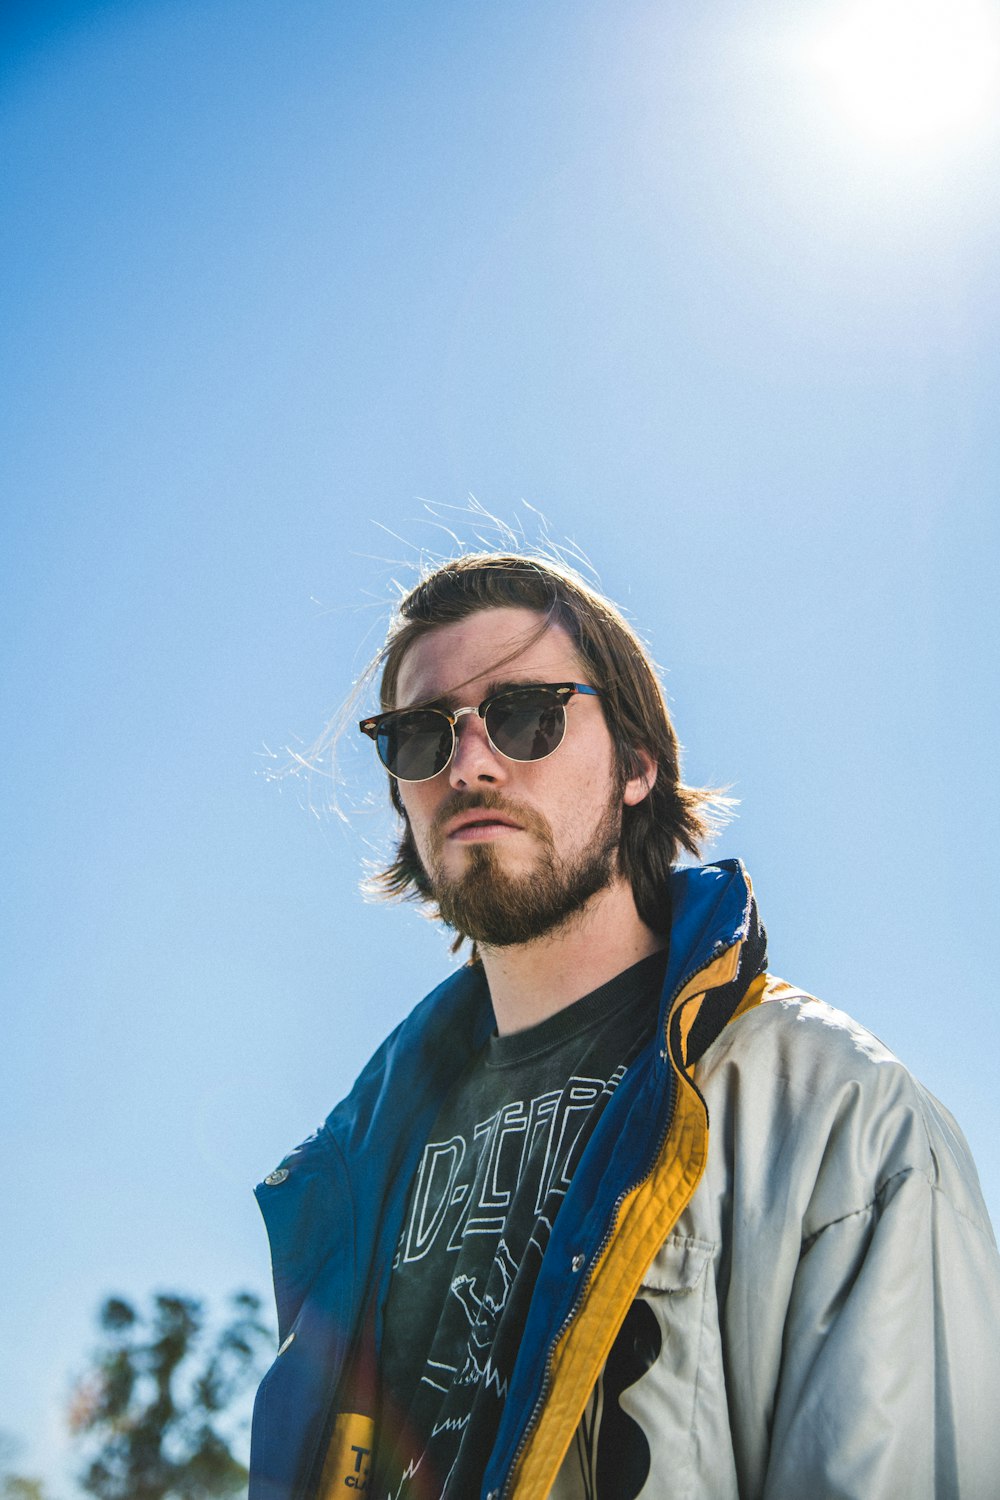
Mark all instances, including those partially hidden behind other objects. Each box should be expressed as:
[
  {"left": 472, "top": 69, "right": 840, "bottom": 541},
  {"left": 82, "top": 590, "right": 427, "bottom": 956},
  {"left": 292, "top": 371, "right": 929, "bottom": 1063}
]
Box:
[{"left": 429, "top": 789, "right": 548, "bottom": 842}]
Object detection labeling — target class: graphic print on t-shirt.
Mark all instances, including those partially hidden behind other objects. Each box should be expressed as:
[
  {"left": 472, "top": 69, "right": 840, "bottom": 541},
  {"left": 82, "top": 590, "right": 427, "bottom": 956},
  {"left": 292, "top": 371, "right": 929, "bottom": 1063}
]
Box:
[
  {"left": 373, "top": 950, "right": 666, "bottom": 1500},
  {"left": 450, "top": 1235, "right": 517, "bottom": 1391},
  {"left": 397, "top": 1072, "right": 623, "bottom": 1399},
  {"left": 397, "top": 1076, "right": 617, "bottom": 1268}
]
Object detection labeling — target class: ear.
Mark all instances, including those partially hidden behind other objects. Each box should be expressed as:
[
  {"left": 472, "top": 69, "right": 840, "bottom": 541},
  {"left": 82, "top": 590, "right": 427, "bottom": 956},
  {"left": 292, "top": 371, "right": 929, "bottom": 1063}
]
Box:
[{"left": 623, "top": 747, "right": 658, "bottom": 808}]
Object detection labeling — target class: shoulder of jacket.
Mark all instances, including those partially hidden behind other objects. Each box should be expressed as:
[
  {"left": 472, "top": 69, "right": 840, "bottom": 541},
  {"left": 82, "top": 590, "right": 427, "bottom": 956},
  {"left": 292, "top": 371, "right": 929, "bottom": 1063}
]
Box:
[
  {"left": 702, "top": 975, "right": 903, "bottom": 1076},
  {"left": 302, "top": 962, "right": 495, "bottom": 1169},
  {"left": 696, "top": 974, "right": 989, "bottom": 1230}
]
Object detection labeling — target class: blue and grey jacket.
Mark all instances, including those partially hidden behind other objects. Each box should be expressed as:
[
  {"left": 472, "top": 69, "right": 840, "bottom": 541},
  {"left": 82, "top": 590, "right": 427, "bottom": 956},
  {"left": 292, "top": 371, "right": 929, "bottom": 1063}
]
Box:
[
  {"left": 249, "top": 860, "right": 769, "bottom": 1499},
  {"left": 249, "top": 859, "right": 1000, "bottom": 1499}
]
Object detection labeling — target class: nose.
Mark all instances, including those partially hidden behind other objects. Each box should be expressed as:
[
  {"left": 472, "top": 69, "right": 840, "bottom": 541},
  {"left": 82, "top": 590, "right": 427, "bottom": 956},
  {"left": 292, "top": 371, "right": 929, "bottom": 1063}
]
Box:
[{"left": 447, "top": 709, "right": 508, "bottom": 789}]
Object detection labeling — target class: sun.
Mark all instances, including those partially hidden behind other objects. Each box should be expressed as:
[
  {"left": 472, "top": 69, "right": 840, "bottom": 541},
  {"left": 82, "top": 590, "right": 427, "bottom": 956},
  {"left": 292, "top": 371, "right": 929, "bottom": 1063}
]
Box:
[{"left": 811, "top": 0, "right": 1000, "bottom": 144}]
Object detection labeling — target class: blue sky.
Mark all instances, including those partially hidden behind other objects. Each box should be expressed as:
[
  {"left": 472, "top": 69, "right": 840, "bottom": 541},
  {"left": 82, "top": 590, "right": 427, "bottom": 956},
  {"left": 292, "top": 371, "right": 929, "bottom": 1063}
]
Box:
[{"left": 2, "top": 0, "right": 999, "bottom": 1488}]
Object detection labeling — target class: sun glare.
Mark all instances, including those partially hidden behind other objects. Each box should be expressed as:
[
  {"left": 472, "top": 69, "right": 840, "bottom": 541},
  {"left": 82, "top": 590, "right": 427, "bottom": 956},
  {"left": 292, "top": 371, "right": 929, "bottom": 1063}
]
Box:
[{"left": 812, "top": 0, "right": 1000, "bottom": 143}]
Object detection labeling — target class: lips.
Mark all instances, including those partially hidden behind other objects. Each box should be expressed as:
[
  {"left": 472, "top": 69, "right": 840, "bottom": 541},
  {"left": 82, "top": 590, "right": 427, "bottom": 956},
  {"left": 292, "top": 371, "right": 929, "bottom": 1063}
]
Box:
[{"left": 445, "top": 811, "right": 524, "bottom": 838}]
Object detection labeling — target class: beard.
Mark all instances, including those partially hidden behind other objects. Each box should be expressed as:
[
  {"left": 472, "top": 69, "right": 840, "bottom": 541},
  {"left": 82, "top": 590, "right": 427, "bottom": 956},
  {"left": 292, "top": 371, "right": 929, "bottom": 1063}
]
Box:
[{"left": 423, "top": 789, "right": 624, "bottom": 948}]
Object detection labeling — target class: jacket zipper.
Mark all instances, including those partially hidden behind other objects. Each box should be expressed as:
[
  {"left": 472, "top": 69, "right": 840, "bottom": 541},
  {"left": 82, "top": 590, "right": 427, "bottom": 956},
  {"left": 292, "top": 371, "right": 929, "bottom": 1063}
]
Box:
[{"left": 495, "top": 954, "right": 709, "bottom": 1500}]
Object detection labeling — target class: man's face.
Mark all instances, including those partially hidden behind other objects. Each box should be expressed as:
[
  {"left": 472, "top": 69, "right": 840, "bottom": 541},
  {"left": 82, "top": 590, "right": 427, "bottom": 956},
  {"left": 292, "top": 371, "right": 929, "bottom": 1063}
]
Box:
[{"left": 391, "top": 606, "right": 650, "bottom": 947}]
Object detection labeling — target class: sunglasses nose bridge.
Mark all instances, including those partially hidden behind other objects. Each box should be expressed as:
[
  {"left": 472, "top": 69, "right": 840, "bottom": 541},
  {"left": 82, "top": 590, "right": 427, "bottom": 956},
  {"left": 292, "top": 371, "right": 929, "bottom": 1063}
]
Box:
[
  {"left": 444, "top": 701, "right": 507, "bottom": 776},
  {"left": 447, "top": 704, "right": 482, "bottom": 754}
]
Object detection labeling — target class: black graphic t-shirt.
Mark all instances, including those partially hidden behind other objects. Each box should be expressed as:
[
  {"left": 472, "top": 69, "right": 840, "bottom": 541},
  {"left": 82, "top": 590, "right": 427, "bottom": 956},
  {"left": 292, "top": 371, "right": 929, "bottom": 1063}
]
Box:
[{"left": 371, "top": 948, "right": 667, "bottom": 1500}]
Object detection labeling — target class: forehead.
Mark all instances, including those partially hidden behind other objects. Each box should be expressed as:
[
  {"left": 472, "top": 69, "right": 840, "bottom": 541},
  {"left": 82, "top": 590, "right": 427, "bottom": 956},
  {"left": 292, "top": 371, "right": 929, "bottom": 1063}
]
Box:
[{"left": 393, "top": 606, "right": 584, "bottom": 707}]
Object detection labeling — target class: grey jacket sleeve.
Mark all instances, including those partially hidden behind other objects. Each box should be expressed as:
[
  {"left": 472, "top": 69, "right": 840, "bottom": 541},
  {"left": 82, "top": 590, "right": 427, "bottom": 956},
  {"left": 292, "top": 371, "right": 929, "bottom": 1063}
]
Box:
[
  {"left": 721, "top": 997, "right": 1000, "bottom": 1500},
  {"left": 764, "top": 1146, "right": 1000, "bottom": 1498}
]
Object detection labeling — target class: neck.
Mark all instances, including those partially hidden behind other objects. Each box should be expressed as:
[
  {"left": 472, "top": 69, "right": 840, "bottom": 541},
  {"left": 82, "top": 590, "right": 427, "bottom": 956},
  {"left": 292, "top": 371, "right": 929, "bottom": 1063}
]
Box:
[{"left": 477, "top": 877, "right": 667, "bottom": 1035}]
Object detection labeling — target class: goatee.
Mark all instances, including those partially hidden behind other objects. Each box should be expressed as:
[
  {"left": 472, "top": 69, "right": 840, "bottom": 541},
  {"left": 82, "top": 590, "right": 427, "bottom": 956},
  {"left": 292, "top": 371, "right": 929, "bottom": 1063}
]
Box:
[{"left": 428, "top": 798, "right": 622, "bottom": 948}]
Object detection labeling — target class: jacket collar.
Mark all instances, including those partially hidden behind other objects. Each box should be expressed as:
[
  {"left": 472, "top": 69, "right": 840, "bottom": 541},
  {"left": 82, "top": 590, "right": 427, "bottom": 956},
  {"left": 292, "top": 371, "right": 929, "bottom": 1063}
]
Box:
[{"left": 659, "top": 858, "right": 768, "bottom": 1067}]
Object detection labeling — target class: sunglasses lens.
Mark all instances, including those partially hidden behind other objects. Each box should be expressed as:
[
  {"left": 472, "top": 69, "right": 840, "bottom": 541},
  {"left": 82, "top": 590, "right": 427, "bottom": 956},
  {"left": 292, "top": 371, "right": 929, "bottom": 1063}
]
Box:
[
  {"left": 372, "top": 688, "right": 573, "bottom": 779},
  {"left": 377, "top": 711, "right": 453, "bottom": 781},
  {"left": 486, "top": 688, "right": 565, "bottom": 762}
]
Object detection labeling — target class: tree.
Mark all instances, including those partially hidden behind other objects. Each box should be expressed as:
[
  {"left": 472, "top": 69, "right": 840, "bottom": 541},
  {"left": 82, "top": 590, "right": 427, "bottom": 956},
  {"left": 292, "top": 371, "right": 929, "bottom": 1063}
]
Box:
[
  {"left": 0, "top": 1431, "right": 52, "bottom": 1500},
  {"left": 68, "top": 1291, "right": 274, "bottom": 1500}
]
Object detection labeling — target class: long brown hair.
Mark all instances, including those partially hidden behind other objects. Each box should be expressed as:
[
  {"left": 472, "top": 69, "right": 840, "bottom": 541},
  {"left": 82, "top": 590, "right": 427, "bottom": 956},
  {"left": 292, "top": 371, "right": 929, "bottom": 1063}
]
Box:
[{"left": 363, "top": 552, "right": 729, "bottom": 939}]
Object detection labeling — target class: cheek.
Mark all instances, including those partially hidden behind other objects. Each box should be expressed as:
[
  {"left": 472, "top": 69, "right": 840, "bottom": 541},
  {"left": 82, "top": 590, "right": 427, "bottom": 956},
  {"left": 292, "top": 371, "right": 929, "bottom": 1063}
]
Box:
[
  {"left": 569, "top": 731, "right": 617, "bottom": 786},
  {"left": 399, "top": 786, "right": 425, "bottom": 828},
  {"left": 398, "top": 787, "right": 439, "bottom": 854},
  {"left": 543, "top": 755, "right": 618, "bottom": 829}
]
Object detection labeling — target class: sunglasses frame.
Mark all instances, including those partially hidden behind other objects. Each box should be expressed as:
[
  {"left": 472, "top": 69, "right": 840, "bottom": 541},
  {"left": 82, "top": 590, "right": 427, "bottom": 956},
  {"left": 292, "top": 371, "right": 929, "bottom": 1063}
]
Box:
[{"left": 359, "top": 681, "right": 603, "bottom": 783}]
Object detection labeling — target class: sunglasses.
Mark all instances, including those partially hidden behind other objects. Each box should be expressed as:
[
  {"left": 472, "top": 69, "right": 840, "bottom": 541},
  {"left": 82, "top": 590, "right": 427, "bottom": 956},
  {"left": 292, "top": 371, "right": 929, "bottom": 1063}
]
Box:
[{"left": 359, "top": 681, "right": 602, "bottom": 783}]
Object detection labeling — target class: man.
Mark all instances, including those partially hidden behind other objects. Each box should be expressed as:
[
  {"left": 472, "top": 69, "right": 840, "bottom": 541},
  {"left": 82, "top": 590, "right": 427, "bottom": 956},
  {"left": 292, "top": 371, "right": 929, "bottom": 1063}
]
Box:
[{"left": 250, "top": 552, "right": 1000, "bottom": 1500}]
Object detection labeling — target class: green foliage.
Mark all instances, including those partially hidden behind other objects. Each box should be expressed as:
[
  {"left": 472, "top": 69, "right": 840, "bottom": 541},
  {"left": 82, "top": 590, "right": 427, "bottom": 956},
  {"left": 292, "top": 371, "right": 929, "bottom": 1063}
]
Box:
[
  {"left": 1, "top": 1481, "right": 49, "bottom": 1500},
  {"left": 69, "top": 1292, "right": 274, "bottom": 1500},
  {"left": 0, "top": 1431, "right": 52, "bottom": 1500}
]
